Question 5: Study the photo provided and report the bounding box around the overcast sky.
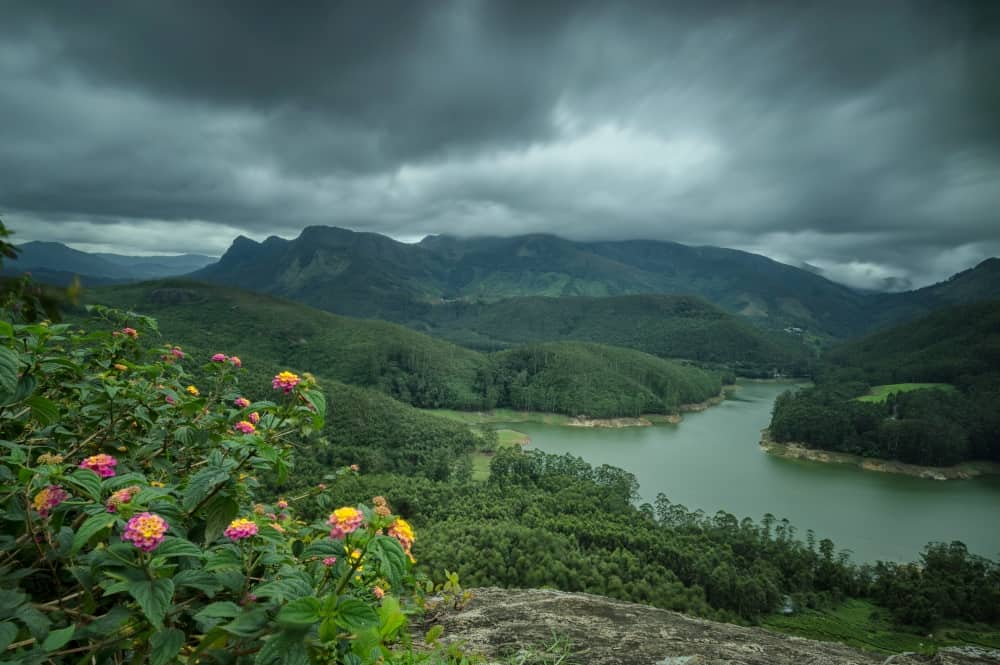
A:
[2,1,998,290]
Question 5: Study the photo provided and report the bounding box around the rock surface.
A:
[424,588,1000,665]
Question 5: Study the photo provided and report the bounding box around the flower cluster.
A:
[119,327,138,339]
[327,506,364,539]
[170,346,184,359]
[224,518,259,541]
[106,485,141,513]
[186,385,200,396]
[211,353,227,362]
[122,512,168,552]
[32,485,68,517]
[372,495,392,517]
[233,420,256,435]
[79,454,117,478]
[389,518,416,562]
[36,453,64,465]
[249,411,260,425]
[233,396,250,408]
[212,353,242,367]
[272,371,301,394]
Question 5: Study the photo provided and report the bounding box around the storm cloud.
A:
[2,0,998,288]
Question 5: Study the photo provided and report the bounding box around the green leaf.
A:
[17,606,49,641]
[255,631,310,665]
[129,578,174,630]
[65,469,103,503]
[0,622,17,652]
[424,624,444,645]
[369,536,406,590]
[193,602,241,622]
[202,495,238,544]
[0,321,12,338]
[252,571,313,603]
[41,625,74,651]
[174,570,222,596]
[300,539,343,559]
[377,596,406,639]
[220,608,268,637]
[0,347,19,403]
[334,598,377,632]
[151,536,202,560]
[182,468,229,512]
[71,513,116,554]
[26,396,59,427]
[150,628,185,665]
[276,597,321,628]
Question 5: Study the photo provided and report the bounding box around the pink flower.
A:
[106,485,142,513]
[224,518,259,541]
[211,353,228,362]
[165,395,176,405]
[323,556,337,566]
[248,411,260,425]
[372,586,385,599]
[229,356,242,368]
[233,420,256,435]
[349,464,360,473]
[170,346,185,359]
[272,371,301,394]
[122,512,168,552]
[233,397,250,408]
[32,485,68,517]
[121,327,138,339]
[327,507,365,539]
[79,454,117,478]
[240,593,257,606]
[276,499,288,510]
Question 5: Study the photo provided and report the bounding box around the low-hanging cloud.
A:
[1,0,998,288]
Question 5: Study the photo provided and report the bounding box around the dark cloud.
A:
[1,0,998,288]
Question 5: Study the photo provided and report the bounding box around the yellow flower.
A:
[113,363,128,371]
[150,481,166,488]
[186,385,199,396]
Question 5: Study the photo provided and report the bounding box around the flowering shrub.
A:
[0,305,423,664]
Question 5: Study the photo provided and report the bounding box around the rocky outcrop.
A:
[423,588,1000,665]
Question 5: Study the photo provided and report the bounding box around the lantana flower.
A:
[327,506,364,539]
[79,453,117,478]
[234,396,250,408]
[248,411,260,425]
[229,356,242,368]
[224,518,259,541]
[186,385,200,396]
[389,517,416,561]
[234,420,256,435]
[106,485,141,513]
[33,485,68,517]
[272,371,301,394]
[211,353,227,362]
[120,327,138,338]
[122,512,168,552]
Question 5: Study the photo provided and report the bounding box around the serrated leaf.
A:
[0,622,17,652]
[0,347,19,403]
[71,513,116,554]
[151,536,202,560]
[424,624,444,645]
[174,570,221,596]
[255,631,310,665]
[369,536,406,590]
[220,608,268,637]
[129,578,174,630]
[202,495,238,544]
[276,597,321,628]
[334,598,377,632]
[65,469,102,502]
[26,396,59,427]
[182,468,229,512]
[41,625,74,651]
[194,602,241,622]
[300,539,343,559]
[150,628,185,665]
[252,572,313,604]
[17,605,49,641]
[377,596,406,639]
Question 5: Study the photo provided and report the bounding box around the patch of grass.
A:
[763,599,1000,654]
[854,383,955,403]
[427,408,573,427]
[470,428,529,482]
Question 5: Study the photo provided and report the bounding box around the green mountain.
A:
[192,226,871,336]
[84,280,721,417]
[192,226,1000,339]
[5,241,215,284]
[409,293,813,376]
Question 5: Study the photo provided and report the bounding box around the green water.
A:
[517,381,1000,563]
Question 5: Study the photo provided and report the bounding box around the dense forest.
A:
[769,301,1000,466]
[82,281,722,418]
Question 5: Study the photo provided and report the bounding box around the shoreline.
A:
[759,428,1000,480]
[427,386,736,430]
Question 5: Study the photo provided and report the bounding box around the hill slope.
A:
[85,280,721,417]
[7,241,215,284]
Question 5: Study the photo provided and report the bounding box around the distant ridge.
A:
[192,226,1000,338]
[5,241,216,284]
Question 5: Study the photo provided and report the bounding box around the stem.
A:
[186,449,254,516]
[334,534,373,596]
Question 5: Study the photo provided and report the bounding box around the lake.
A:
[518,381,1000,563]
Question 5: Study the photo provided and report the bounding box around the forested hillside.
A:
[769,301,1000,466]
[410,294,813,375]
[84,280,721,418]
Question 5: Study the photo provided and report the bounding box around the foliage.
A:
[84,282,723,418]
[0,303,429,663]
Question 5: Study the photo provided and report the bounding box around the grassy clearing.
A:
[428,408,574,426]
[854,383,955,403]
[763,599,1000,654]
[470,428,530,482]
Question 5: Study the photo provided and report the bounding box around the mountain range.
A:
[12,228,1000,340]
[6,241,215,284]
